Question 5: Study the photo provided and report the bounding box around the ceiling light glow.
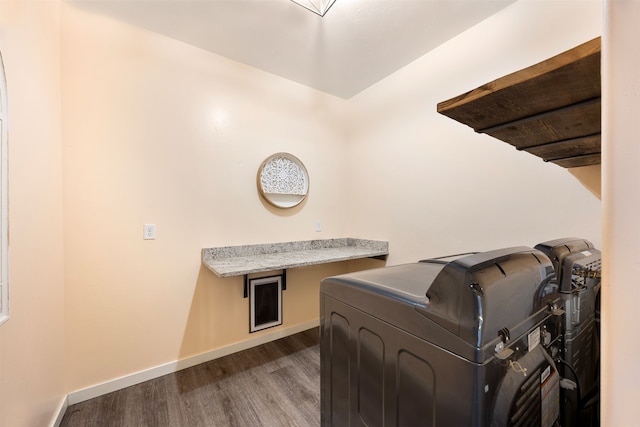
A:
[290,0,337,17]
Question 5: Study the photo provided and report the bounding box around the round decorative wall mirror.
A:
[257,152,309,208]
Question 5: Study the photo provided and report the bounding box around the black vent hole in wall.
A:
[250,275,283,333]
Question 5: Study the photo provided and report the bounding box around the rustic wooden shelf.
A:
[437,37,601,168]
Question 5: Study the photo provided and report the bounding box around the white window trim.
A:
[0,49,8,325]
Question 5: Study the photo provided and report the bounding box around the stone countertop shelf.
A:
[202,238,388,278]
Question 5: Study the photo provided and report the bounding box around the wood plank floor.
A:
[60,328,320,427]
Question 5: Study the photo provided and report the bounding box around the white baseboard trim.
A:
[51,395,68,427]
[67,319,320,406]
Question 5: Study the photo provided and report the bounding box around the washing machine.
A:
[320,246,563,426]
[535,238,601,426]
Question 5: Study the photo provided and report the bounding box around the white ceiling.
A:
[67,0,517,99]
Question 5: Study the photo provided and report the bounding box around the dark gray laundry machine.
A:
[320,246,564,427]
[535,238,601,426]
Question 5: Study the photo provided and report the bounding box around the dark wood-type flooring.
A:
[60,328,320,427]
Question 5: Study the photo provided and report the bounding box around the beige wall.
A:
[0,0,66,425]
[0,0,609,425]
[348,0,602,263]
[60,4,355,394]
[602,0,640,423]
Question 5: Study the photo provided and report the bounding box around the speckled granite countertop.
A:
[202,238,388,277]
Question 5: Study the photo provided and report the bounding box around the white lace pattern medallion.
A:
[257,153,309,208]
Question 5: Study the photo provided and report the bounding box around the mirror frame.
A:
[257,152,309,209]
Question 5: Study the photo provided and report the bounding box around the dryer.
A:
[320,247,564,426]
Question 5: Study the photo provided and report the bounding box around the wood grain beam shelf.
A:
[437,37,601,168]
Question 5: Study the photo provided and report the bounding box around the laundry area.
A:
[321,238,601,426]
[4,0,639,425]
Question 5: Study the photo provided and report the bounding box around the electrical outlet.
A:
[143,224,156,240]
[315,221,322,232]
